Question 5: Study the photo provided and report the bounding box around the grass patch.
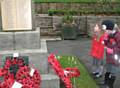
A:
[56,55,99,88]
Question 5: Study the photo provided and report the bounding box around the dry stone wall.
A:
[35,15,120,36]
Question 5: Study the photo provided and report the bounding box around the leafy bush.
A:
[48,9,120,16]
[34,0,120,3]
[62,15,73,24]
[48,9,67,16]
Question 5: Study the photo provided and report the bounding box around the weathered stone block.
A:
[14,30,40,50]
[36,16,53,27]
[0,32,14,51]
[41,74,60,88]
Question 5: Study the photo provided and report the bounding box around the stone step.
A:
[41,36,62,41]
[41,74,60,88]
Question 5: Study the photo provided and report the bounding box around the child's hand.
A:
[106,47,113,54]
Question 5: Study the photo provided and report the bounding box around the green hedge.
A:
[48,9,120,16]
[33,0,120,3]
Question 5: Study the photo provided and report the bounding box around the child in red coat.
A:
[90,24,105,78]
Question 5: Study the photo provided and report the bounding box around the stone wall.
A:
[35,15,53,35]
[87,16,120,36]
[35,15,120,36]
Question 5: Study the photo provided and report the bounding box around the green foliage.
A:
[97,0,119,3]
[56,55,99,88]
[35,0,120,15]
[62,15,73,24]
[48,9,67,16]
[33,0,120,3]
[48,9,120,16]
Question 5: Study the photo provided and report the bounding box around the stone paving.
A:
[47,37,120,88]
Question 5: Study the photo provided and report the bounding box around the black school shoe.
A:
[99,72,110,85]
[92,72,99,75]
[107,75,116,88]
[95,73,102,78]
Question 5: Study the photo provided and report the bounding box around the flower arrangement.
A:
[0,56,41,88]
[48,53,80,88]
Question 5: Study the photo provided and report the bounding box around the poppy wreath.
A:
[2,56,25,79]
[48,54,63,75]
[0,56,24,87]
[0,57,24,79]
[3,56,25,69]
[0,77,14,88]
[0,66,41,88]
[0,68,14,88]
[64,67,80,78]
[16,66,41,88]
[48,54,80,88]
[0,56,41,88]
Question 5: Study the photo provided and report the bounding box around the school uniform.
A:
[102,20,120,88]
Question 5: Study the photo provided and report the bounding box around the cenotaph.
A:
[0,0,59,88]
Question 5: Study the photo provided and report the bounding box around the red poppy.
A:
[48,54,80,88]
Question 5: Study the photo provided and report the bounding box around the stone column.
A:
[0,3,2,31]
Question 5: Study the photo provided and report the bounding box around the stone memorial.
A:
[1,0,32,31]
[0,0,60,88]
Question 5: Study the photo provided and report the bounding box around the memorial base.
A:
[0,29,60,88]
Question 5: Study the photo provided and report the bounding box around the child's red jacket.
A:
[90,34,105,60]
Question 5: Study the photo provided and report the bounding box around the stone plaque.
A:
[1,0,32,31]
